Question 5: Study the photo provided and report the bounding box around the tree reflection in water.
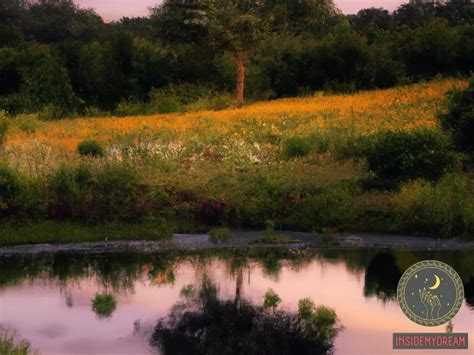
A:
[464,277,474,309]
[364,252,402,302]
[0,249,473,313]
[150,278,339,355]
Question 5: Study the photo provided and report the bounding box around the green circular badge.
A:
[397,260,464,327]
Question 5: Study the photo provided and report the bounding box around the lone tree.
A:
[152,0,265,107]
[206,1,264,107]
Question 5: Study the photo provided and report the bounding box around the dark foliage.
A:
[77,140,104,157]
[441,79,474,158]
[0,0,472,115]
[150,281,336,355]
[364,129,456,182]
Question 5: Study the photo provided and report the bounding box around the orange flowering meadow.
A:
[2,79,467,178]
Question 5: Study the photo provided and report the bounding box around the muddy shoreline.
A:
[0,230,473,256]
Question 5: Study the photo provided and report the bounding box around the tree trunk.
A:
[234,267,243,309]
[234,52,245,107]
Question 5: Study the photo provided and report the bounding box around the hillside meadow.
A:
[0,78,473,243]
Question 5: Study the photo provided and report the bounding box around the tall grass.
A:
[0,326,37,355]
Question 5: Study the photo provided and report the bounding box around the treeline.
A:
[0,0,473,117]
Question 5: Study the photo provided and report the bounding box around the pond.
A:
[0,249,473,354]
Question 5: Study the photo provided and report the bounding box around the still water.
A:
[0,249,473,354]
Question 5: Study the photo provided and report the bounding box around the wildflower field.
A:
[1,78,473,242]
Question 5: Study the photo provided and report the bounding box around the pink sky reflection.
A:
[1,258,472,355]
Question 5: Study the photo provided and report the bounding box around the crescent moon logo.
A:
[429,274,441,290]
[397,260,464,326]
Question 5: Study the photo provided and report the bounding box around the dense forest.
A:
[0,0,473,117]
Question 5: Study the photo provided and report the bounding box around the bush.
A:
[149,88,182,114]
[47,165,81,219]
[0,164,21,217]
[91,293,117,318]
[364,129,456,182]
[441,79,474,158]
[148,84,232,114]
[263,288,282,311]
[392,174,474,237]
[0,325,36,355]
[47,163,143,223]
[77,140,104,158]
[14,114,42,133]
[208,227,233,244]
[115,100,148,117]
[186,93,234,111]
[92,163,142,222]
[283,135,311,158]
[151,281,338,355]
[288,184,358,232]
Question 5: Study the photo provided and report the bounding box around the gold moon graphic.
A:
[429,274,441,290]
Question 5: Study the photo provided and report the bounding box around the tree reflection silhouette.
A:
[464,277,474,309]
[364,253,402,302]
[150,279,338,355]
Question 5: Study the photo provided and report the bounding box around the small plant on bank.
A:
[265,219,275,238]
[77,140,104,158]
[208,227,233,244]
[92,293,117,318]
[249,219,301,245]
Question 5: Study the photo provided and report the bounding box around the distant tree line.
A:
[0,0,473,116]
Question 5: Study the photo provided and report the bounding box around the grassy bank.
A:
[1,79,473,243]
[0,221,176,246]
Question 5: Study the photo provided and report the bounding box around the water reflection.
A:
[0,249,473,354]
[150,278,339,355]
[364,253,401,302]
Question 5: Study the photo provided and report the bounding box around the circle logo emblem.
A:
[397,260,464,326]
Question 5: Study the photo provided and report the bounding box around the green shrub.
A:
[186,93,234,112]
[263,288,281,311]
[283,135,311,158]
[13,177,47,220]
[149,84,232,114]
[91,293,117,318]
[364,129,456,182]
[77,140,104,158]
[0,163,21,217]
[84,106,110,117]
[149,88,182,113]
[47,163,144,223]
[92,163,142,222]
[0,326,36,355]
[441,79,474,158]
[392,174,474,237]
[47,165,81,219]
[297,298,338,343]
[288,184,358,232]
[115,100,148,117]
[208,227,233,244]
[265,219,275,238]
[14,114,42,133]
